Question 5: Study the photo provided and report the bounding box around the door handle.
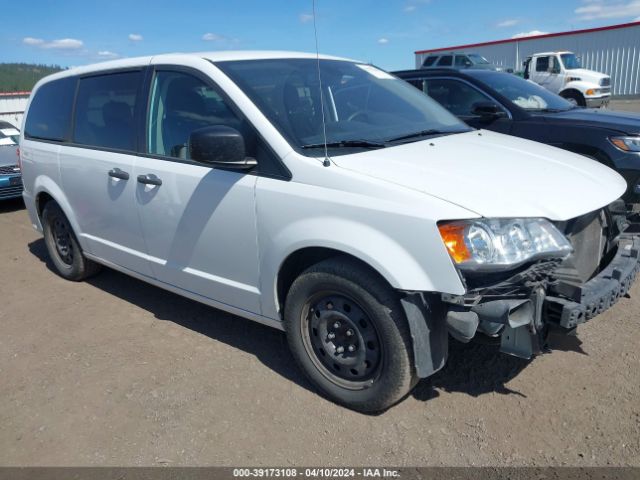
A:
[108,168,129,180]
[137,174,162,186]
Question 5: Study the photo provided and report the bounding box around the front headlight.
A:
[610,136,640,153]
[438,218,573,271]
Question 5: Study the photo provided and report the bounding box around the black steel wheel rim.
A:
[301,291,383,390]
[52,216,74,265]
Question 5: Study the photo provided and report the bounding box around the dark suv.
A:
[421,53,502,71]
[394,68,640,203]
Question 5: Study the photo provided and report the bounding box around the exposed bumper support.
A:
[439,236,640,360]
[403,236,640,375]
[545,237,640,329]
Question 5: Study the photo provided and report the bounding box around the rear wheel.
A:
[284,258,417,412]
[42,202,101,281]
[561,90,585,107]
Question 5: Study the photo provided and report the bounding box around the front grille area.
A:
[554,210,608,284]
[600,77,611,87]
[0,164,20,175]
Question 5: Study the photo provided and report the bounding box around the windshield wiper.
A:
[385,129,465,143]
[300,139,387,150]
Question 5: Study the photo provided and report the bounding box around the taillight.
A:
[16,147,21,171]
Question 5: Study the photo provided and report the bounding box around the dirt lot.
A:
[1,101,640,467]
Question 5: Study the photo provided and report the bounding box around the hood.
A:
[332,130,626,221]
[565,68,608,84]
[541,107,640,134]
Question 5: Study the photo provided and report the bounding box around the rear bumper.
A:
[0,174,22,200]
[545,236,640,329]
[22,190,42,232]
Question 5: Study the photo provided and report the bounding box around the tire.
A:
[561,90,585,107]
[284,257,417,412]
[42,202,101,281]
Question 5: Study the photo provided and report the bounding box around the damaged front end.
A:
[441,202,640,359]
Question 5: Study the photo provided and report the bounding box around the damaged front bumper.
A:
[441,236,640,360]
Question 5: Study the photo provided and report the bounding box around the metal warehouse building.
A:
[0,91,30,128]
[414,21,640,97]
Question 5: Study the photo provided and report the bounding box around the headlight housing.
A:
[438,218,573,271]
[610,136,640,153]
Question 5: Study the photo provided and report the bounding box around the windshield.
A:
[467,71,574,111]
[216,58,470,155]
[560,53,582,70]
[468,54,490,65]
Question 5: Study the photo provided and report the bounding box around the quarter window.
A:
[423,78,496,117]
[73,71,141,151]
[25,77,76,142]
[147,71,249,159]
[422,56,438,67]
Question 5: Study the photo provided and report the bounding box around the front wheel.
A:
[561,90,586,107]
[284,258,417,412]
[42,202,102,281]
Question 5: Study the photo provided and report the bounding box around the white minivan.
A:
[20,52,639,411]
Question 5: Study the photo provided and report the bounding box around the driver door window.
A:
[454,56,471,67]
[536,57,550,72]
[147,71,247,159]
[423,78,495,117]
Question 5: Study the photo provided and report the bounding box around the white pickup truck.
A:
[523,51,611,108]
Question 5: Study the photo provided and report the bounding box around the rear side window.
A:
[25,77,76,141]
[422,56,438,67]
[437,56,453,67]
[536,56,550,72]
[73,71,141,151]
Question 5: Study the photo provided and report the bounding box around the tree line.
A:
[0,63,65,93]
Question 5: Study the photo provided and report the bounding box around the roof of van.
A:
[35,51,357,86]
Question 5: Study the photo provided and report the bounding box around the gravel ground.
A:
[1,101,640,467]
[0,198,639,467]
[609,98,640,112]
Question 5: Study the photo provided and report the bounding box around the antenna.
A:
[312,0,331,167]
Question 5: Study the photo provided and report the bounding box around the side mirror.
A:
[189,125,257,170]
[471,101,507,119]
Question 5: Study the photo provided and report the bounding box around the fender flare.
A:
[260,216,466,320]
[32,176,89,252]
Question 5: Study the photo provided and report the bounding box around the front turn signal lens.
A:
[585,89,596,96]
[611,136,640,152]
[438,223,471,263]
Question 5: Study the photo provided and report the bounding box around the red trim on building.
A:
[415,21,640,55]
[0,91,31,97]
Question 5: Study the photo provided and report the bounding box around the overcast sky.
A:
[2,0,640,71]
